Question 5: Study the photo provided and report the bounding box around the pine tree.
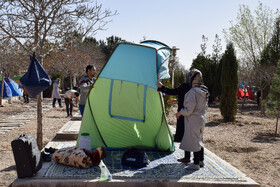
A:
[264,60,280,135]
[220,43,238,122]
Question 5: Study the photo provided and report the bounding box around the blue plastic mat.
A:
[44,147,240,181]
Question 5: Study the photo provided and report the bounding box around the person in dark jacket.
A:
[157,68,203,164]
[156,81,191,142]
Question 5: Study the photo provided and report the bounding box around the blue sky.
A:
[94,0,280,69]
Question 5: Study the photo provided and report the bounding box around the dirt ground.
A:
[0,98,279,187]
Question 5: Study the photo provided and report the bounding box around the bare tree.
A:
[0,0,117,149]
[212,34,222,63]
[169,47,180,88]
[200,35,208,57]
[0,38,11,106]
[45,45,91,89]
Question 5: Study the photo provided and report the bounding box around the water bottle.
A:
[79,133,91,150]
[99,160,112,181]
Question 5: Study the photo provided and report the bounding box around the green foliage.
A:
[219,43,238,122]
[173,64,186,88]
[161,79,176,115]
[191,54,219,103]
[260,18,280,66]
[191,34,223,103]
[99,36,126,61]
[223,2,278,65]
[83,37,100,47]
[82,35,126,61]
[259,17,280,102]
[264,60,280,116]
[212,59,222,100]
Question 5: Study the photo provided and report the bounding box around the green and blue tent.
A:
[77,40,175,151]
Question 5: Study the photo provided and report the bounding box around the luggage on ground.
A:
[11,134,42,178]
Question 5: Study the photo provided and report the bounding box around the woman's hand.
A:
[167,99,177,104]
[156,81,163,88]
[176,112,181,119]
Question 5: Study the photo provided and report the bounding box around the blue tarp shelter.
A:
[4,77,23,96]
[0,79,12,98]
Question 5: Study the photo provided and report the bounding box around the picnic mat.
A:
[43,147,240,181]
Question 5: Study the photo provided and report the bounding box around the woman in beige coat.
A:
[176,69,209,170]
[51,78,62,107]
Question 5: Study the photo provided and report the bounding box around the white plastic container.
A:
[79,133,91,150]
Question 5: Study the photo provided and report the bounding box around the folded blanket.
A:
[52,146,92,168]
[52,146,106,168]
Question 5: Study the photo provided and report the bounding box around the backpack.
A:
[121,148,149,168]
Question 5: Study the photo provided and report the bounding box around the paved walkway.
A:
[0,97,52,134]
[12,114,259,187]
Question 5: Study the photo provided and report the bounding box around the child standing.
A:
[176,69,209,170]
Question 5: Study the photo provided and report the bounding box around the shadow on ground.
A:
[252,131,279,143]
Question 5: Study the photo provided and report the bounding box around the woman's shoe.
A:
[177,158,190,163]
[185,163,200,170]
[199,161,205,168]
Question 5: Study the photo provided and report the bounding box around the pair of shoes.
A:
[41,151,51,162]
[177,158,190,164]
[185,163,200,170]
[68,115,72,117]
[45,147,57,154]
[199,161,204,168]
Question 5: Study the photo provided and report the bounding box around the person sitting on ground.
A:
[64,89,80,117]
[176,69,209,170]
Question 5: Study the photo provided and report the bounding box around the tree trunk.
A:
[73,75,77,88]
[37,93,43,150]
[242,89,247,108]
[70,74,73,90]
[0,73,4,106]
[276,107,279,137]
[260,89,264,114]
[171,67,175,88]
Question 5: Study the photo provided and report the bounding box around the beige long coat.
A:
[179,87,208,152]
